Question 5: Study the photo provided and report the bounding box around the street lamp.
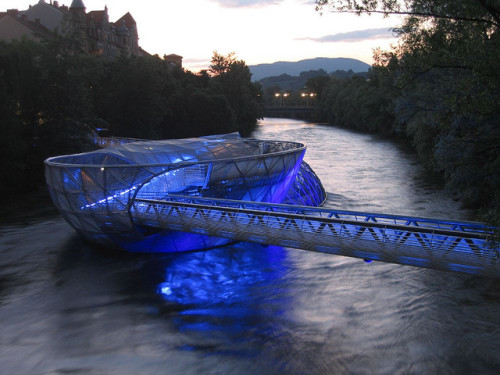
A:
[282,92,289,107]
[274,92,281,106]
[275,92,289,106]
[301,92,316,107]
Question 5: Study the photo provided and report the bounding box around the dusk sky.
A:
[3,0,403,71]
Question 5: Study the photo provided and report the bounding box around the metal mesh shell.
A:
[45,133,326,252]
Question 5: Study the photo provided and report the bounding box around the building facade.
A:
[0,0,181,64]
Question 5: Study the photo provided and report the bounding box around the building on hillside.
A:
[0,0,182,65]
[164,54,183,68]
[0,8,55,42]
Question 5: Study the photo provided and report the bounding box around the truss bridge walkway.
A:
[130,195,499,278]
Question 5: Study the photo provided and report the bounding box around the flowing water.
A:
[1,118,499,374]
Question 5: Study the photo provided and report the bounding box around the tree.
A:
[95,54,174,139]
[315,0,500,28]
[209,52,264,136]
[209,51,239,76]
[187,89,236,135]
[316,0,500,217]
[0,39,99,195]
[0,66,27,195]
[0,43,265,197]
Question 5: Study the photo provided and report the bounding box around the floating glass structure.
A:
[45,133,326,252]
[45,133,499,277]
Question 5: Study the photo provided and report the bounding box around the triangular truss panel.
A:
[45,134,499,278]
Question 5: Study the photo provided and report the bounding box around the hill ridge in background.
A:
[249,57,371,81]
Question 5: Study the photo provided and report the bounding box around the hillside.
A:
[257,69,368,91]
[249,57,370,81]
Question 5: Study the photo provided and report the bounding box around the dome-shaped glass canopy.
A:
[45,133,326,252]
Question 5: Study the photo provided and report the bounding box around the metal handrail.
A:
[129,195,499,278]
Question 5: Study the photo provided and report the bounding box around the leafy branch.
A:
[315,0,500,28]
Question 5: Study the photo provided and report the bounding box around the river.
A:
[1,118,499,374]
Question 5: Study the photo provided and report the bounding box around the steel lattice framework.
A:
[45,134,326,252]
[131,195,499,278]
[45,134,499,278]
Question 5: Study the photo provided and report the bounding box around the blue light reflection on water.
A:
[157,245,287,305]
[153,242,292,351]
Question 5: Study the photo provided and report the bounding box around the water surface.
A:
[1,118,499,374]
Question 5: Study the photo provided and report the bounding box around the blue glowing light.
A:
[45,134,499,278]
[82,185,138,209]
[45,134,325,253]
[155,243,289,306]
[158,284,172,295]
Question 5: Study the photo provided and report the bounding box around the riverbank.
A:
[0,187,58,226]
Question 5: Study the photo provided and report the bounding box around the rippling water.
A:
[1,118,499,374]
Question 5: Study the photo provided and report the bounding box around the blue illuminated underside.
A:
[44,134,500,278]
[45,134,326,253]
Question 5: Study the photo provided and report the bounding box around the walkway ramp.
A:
[130,195,499,278]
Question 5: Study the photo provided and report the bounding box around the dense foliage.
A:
[313,0,500,220]
[258,69,368,91]
[0,42,263,197]
[259,69,368,110]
